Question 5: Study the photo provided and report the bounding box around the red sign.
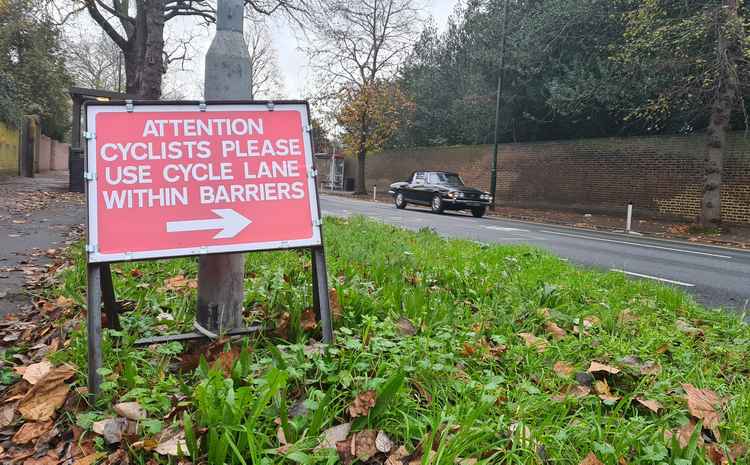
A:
[85,102,321,263]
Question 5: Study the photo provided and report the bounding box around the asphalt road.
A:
[320,195,750,312]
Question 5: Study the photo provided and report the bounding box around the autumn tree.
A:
[308,0,419,194]
[614,0,748,226]
[76,0,318,98]
[336,80,414,178]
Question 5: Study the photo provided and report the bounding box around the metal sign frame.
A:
[82,99,334,397]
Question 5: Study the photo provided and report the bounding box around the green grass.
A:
[48,216,750,464]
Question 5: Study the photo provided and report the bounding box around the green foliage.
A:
[0,0,72,139]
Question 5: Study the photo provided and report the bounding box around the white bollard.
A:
[626,202,633,233]
[373,186,377,201]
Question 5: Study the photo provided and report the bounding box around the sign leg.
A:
[87,263,103,398]
[310,248,320,320]
[100,263,120,330]
[311,247,333,343]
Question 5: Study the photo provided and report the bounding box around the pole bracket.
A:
[266,102,275,111]
[85,244,97,253]
[83,131,95,140]
[199,100,207,112]
[84,171,96,181]
[125,100,134,112]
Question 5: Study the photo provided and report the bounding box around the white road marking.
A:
[485,226,529,232]
[610,269,695,287]
[540,230,732,259]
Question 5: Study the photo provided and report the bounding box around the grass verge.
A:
[6,216,750,464]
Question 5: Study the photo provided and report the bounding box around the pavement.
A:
[320,194,750,312]
[0,172,84,315]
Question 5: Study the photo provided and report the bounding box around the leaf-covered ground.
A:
[1,216,749,465]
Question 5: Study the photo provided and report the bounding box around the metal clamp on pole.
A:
[125,100,134,112]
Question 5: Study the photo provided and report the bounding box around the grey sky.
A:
[166,0,460,99]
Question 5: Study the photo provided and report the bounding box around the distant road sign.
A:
[85,101,322,263]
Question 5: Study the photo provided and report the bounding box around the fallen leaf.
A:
[409,450,437,465]
[579,452,605,465]
[553,361,575,378]
[594,379,620,402]
[376,431,394,453]
[113,402,147,421]
[163,275,197,292]
[274,312,291,339]
[12,419,53,444]
[552,384,591,402]
[635,397,662,413]
[456,459,478,465]
[544,321,566,340]
[25,358,60,380]
[73,453,104,465]
[705,444,726,465]
[352,430,378,461]
[665,420,703,449]
[316,423,351,451]
[23,453,59,465]
[518,332,548,352]
[729,443,748,462]
[18,364,76,421]
[93,417,130,444]
[72,453,103,465]
[301,308,318,331]
[396,317,417,336]
[349,390,377,418]
[155,428,187,456]
[618,309,639,324]
[587,361,620,375]
[676,319,703,337]
[683,384,722,439]
[639,361,662,376]
[385,446,409,465]
[329,288,343,321]
[0,401,17,428]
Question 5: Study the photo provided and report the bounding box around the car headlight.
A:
[480,194,492,200]
[456,192,465,198]
[447,192,457,198]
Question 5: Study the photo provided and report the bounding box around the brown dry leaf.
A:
[537,308,552,319]
[352,430,378,461]
[93,418,129,444]
[544,321,567,340]
[73,453,104,465]
[23,453,59,465]
[217,346,242,376]
[665,420,703,449]
[676,319,703,337]
[461,341,477,357]
[396,317,417,336]
[587,361,621,375]
[329,288,343,321]
[154,428,187,456]
[18,364,76,421]
[593,380,611,396]
[518,333,548,352]
[274,312,291,339]
[639,361,662,376]
[12,420,53,444]
[552,384,591,402]
[705,444,727,465]
[385,446,409,465]
[635,397,662,413]
[409,450,437,465]
[163,275,197,291]
[618,309,639,324]
[349,390,377,418]
[129,269,143,278]
[729,443,749,463]
[0,401,17,428]
[579,452,605,465]
[553,361,575,378]
[113,402,147,421]
[375,431,394,453]
[683,384,722,439]
[315,423,351,451]
[18,360,53,385]
[456,459,478,465]
[301,308,318,331]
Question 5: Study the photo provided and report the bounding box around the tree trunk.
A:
[700,0,741,227]
[138,0,165,99]
[355,146,367,194]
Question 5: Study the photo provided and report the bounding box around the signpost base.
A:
[86,263,103,399]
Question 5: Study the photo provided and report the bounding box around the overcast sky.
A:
[165,0,460,99]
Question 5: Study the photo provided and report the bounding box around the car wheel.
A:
[431,194,444,213]
[395,192,407,209]
[471,206,486,218]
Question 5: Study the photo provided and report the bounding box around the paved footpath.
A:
[0,172,84,316]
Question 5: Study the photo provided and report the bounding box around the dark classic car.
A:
[389,171,492,217]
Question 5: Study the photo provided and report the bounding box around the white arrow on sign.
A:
[166,209,252,239]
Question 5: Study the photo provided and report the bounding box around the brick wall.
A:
[362,132,750,224]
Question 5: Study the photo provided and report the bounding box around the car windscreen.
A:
[434,173,464,186]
